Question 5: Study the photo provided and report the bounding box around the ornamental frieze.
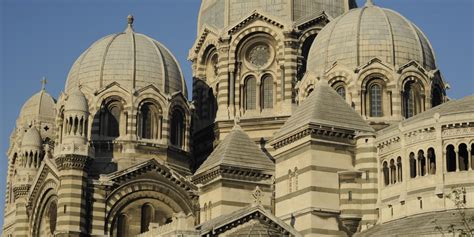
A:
[442,126,474,138]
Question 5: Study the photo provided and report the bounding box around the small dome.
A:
[65,16,187,97]
[307,2,436,76]
[21,127,42,148]
[19,89,56,125]
[198,0,357,34]
[65,87,89,113]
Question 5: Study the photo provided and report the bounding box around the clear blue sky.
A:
[0,0,473,227]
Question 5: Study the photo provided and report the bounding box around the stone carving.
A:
[248,44,270,68]
[442,126,474,137]
[252,186,263,206]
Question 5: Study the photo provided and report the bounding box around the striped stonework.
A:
[355,133,378,229]
[14,200,29,237]
[55,155,90,236]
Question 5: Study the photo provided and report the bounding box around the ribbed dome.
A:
[307,2,436,76]
[65,87,89,113]
[21,127,42,148]
[65,16,187,97]
[198,0,356,33]
[19,89,56,124]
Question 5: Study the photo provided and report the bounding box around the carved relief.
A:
[442,126,474,137]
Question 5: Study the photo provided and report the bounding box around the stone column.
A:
[455,148,459,171]
[468,147,472,171]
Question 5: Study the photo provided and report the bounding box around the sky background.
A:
[0,0,473,228]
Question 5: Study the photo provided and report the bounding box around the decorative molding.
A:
[55,155,90,171]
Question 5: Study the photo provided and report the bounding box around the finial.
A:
[365,0,374,6]
[234,116,241,128]
[125,14,134,32]
[41,77,47,91]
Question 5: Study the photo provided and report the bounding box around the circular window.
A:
[246,43,272,69]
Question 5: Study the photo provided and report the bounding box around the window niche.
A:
[402,78,424,118]
[100,99,123,138]
[170,108,185,148]
[138,102,162,140]
[364,78,385,118]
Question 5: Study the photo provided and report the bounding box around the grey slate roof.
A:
[381,95,474,133]
[195,125,274,176]
[274,81,373,140]
[356,209,474,237]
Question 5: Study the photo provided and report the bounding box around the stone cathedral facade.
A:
[3,0,474,236]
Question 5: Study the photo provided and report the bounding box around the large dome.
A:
[197,0,357,33]
[307,1,436,76]
[65,16,187,96]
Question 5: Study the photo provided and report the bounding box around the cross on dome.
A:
[41,77,47,91]
[366,0,374,6]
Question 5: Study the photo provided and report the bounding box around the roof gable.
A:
[198,205,301,237]
[227,10,285,35]
[195,125,274,176]
[274,81,373,140]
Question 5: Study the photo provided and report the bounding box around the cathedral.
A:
[3,0,474,236]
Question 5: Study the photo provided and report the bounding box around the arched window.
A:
[418,150,426,176]
[116,214,128,237]
[369,84,383,117]
[245,76,256,110]
[138,102,162,140]
[100,100,122,138]
[431,86,443,107]
[336,86,346,100]
[397,157,402,182]
[427,148,436,174]
[261,75,273,109]
[383,161,389,186]
[459,143,469,171]
[48,200,58,234]
[298,34,316,80]
[446,145,456,172]
[141,203,155,233]
[170,108,185,148]
[208,89,217,121]
[390,160,396,184]
[403,80,423,118]
[409,152,417,178]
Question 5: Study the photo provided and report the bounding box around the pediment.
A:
[190,24,220,57]
[98,159,197,195]
[94,81,129,96]
[355,57,394,73]
[227,10,286,35]
[296,11,331,31]
[397,60,429,75]
[199,205,301,236]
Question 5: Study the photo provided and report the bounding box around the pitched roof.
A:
[381,94,474,133]
[356,209,474,237]
[198,205,302,237]
[274,81,373,140]
[195,125,274,176]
